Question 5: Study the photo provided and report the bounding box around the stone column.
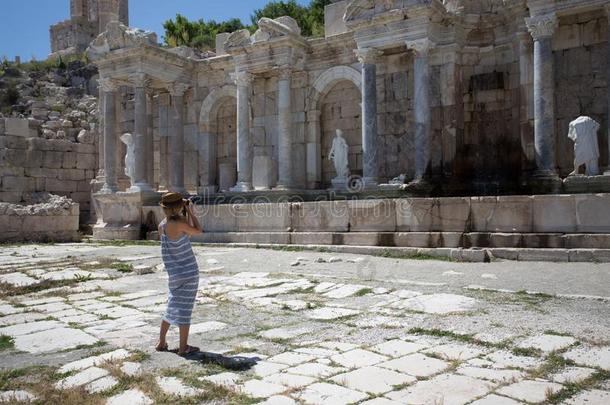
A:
[276,66,294,189]
[168,83,189,194]
[158,93,170,191]
[99,78,118,193]
[96,84,105,179]
[356,48,382,188]
[606,5,610,174]
[128,73,152,192]
[526,13,558,175]
[231,71,253,192]
[407,39,433,181]
[306,110,322,189]
[146,91,155,187]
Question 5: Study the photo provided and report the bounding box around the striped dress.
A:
[160,218,200,326]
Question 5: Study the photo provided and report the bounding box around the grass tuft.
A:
[0,335,14,351]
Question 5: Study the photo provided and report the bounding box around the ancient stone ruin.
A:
[3,0,610,249]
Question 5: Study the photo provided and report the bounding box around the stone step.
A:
[189,231,610,250]
[193,242,610,263]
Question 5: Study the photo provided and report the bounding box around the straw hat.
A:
[160,192,184,208]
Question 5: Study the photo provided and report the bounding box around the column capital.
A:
[406,39,434,57]
[128,72,151,88]
[167,82,190,97]
[277,65,292,80]
[98,77,119,92]
[526,13,558,40]
[355,48,382,64]
[232,70,253,87]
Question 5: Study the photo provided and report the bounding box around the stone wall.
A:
[0,118,97,222]
[554,11,609,176]
[0,193,80,242]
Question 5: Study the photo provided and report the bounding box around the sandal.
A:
[156,343,169,352]
[178,345,199,356]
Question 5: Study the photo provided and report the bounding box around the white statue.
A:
[568,116,600,176]
[328,129,350,179]
[120,133,136,182]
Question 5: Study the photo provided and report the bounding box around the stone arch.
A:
[306,66,362,112]
[199,85,237,132]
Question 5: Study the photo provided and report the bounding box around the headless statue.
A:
[568,116,600,176]
[120,133,136,183]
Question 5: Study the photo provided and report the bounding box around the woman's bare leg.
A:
[157,320,170,350]
[178,324,190,354]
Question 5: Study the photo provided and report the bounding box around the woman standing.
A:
[156,192,203,356]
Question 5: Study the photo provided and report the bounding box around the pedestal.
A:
[92,190,160,240]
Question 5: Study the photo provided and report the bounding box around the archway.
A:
[306,66,362,189]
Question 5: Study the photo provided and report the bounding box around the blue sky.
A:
[0,0,310,61]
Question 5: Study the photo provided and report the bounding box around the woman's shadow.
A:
[171,349,259,371]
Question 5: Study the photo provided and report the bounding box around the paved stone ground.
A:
[1,242,609,404]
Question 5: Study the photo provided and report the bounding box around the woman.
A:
[156,192,203,356]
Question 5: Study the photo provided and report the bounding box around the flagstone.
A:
[0,320,63,337]
[92,306,143,318]
[56,366,109,389]
[240,380,286,398]
[391,290,423,299]
[289,363,346,378]
[66,292,105,301]
[256,396,297,405]
[330,366,416,395]
[29,302,73,314]
[267,352,317,366]
[306,307,360,320]
[371,339,429,357]
[317,341,359,352]
[155,376,202,397]
[456,366,525,383]
[379,353,449,377]
[59,349,131,372]
[0,390,36,402]
[549,367,596,384]
[264,373,316,388]
[106,389,153,405]
[314,282,338,293]
[424,343,489,360]
[0,312,48,326]
[189,321,227,334]
[469,394,523,405]
[0,272,38,287]
[120,362,142,377]
[261,327,309,340]
[323,284,369,299]
[497,380,563,403]
[331,349,388,368]
[398,294,478,314]
[14,327,99,353]
[563,346,610,370]
[86,375,119,394]
[295,382,368,405]
[59,313,100,324]
[517,334,577,353]
[252,361,290,378]
[485,350,543,370]
[385,374,495,405]
[200,372,242,387]
[563,389,610,405]
[294,347,338,357]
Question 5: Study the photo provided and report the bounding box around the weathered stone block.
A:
[339,232,381,246]
[394,232,438,248]
[236,203,292,232]
[532,195,576,233]
[76,153,96,170]
[1,176,27,191]
[5,118,36,137]
[348,200,396,232]
[436,197,470,232]
[489,233,522,248]
[44,151,64,169]
[522,233,565,248]
[564,234,610,249]
[575,194,610,233]
[292,201,349,232]
[199,204,238,233]
[291,232,334,245]
[517,249,569,262]
[396,198,434,232]
[46,178,78,193]
[471,196,533,232]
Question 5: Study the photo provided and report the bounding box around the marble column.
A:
[356,48,382,188]
[606,5,610,174]
[99,78,118,193]
[128,73,152,192]
[231,71,253,192]
[168,83,189,194]
[96,85,105,179]
[407,39,433,181]
[306,110,321,189]
[276,67,294,189]
[526,13,558,175]
[146,91,155,187]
